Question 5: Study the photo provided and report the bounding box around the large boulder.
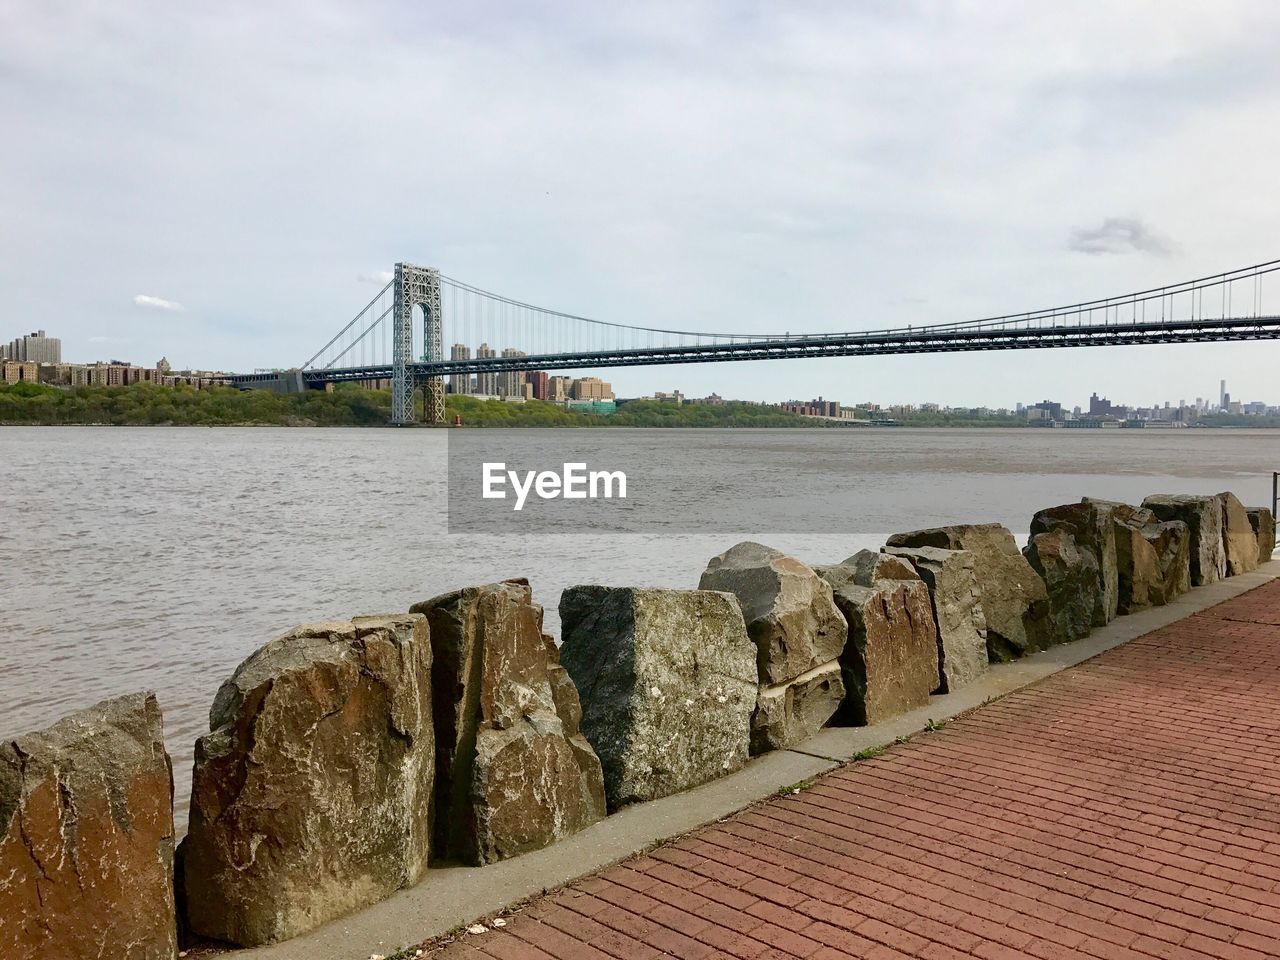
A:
[818,552,940,725]
[1086,500,1190,612]
[559,587,757,808]
[1085,499,1158,614]
[1144,521,1192,604]
[698,542,847,750]
[885,545,989,692]
[1023,527,1099,645]
[410,580,605,865]
[884,524,1050,661]
[1218,492,1259,576]
[181,615,434,947]
[1142,495,1226,585]
[1,693,177,960]
[1032,502,1117,626]
[698,541,846,684]
[1248,507,1276,564]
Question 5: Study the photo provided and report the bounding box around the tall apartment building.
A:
[4,330,61,364]
[449,343,471,395]
[546,376,571,402]
[527,370,549,400]
[569,376,614,400]
[499,348,527,398]
[474,343,497,396]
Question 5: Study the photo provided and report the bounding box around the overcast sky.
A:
[4,1,1280,407]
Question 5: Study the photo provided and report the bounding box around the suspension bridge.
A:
[226,259,1280,424]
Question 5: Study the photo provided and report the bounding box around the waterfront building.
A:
[546,376,571,402]
[3,329,61,364]
[569,376,614,400]
[527,371,549,400]
[474,343,497,396]
[498,349,527,398]
[449,344,470,395]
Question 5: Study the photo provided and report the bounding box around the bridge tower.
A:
[391,262,445,425]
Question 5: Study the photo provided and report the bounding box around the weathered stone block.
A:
[181,615,434,947]
[698,542,848,751]
[1086,500,1190,612]
[698,541,846,686]
[559,587,757,808]
[1218,491,1259,576]
[411,580,605,866]
[0,693,177,960]
[1033,501,1116,627]
[819,552,939,724]
[1024,527,1099,645]
[1144,520,1191,604]
[1142,494,1226,585]
[751,662,845,754]
[885,524,1050,661]
[1248,507,1276,564]
[885,545,989,693]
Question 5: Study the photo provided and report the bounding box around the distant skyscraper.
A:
[1220,379,1227,409]
[475,343,497,396]
[449,343,470,395]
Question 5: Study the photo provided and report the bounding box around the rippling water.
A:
[3,425,1277,827]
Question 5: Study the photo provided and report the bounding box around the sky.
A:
[3,1,1280,408]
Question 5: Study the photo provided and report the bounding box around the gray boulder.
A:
[1024,527,1099,645]
[1248,507,1276,563]
[1,693,177,960]
[885,545,989,693]
[819,552,940,724]
[559,587,757,808]
[1034,501,1117,626]
[698,541,846,684]
[885,524,1051,661]
[181,615,434,947]
[699,542,847,750]
[1142,494,1226,585]
[411,580,605,866]
[1218,492,1259,576]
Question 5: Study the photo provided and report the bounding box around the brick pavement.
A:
[425,579,1280,960]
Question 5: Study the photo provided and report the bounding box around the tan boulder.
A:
[1218,492,1259,576]
[699,541,846,684]
[181,615,434,946]
[1142,494,1226,585]
[819,552,939,724]
[1086,500,1190,611]
[885,545,989,692]
[1248,507,1276,563]
[411,580,605,866]
[1,693,177,960]
[699,542,847,750]
[884,524,1050,661]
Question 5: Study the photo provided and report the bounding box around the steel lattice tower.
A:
[391,263,444,424]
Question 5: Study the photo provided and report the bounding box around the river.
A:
[2,425,1277,827]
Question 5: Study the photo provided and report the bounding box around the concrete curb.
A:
[236,560,1280,960]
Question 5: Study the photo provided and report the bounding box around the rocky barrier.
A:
[0,491,1272,956]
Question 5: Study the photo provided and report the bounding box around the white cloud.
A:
[1068,218,1175,257]
[357,271,394,285]
[133,294,185,311]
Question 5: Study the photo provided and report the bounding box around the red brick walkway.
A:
[427,580,1280,960]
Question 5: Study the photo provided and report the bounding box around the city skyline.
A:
[4,4,1280,405]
